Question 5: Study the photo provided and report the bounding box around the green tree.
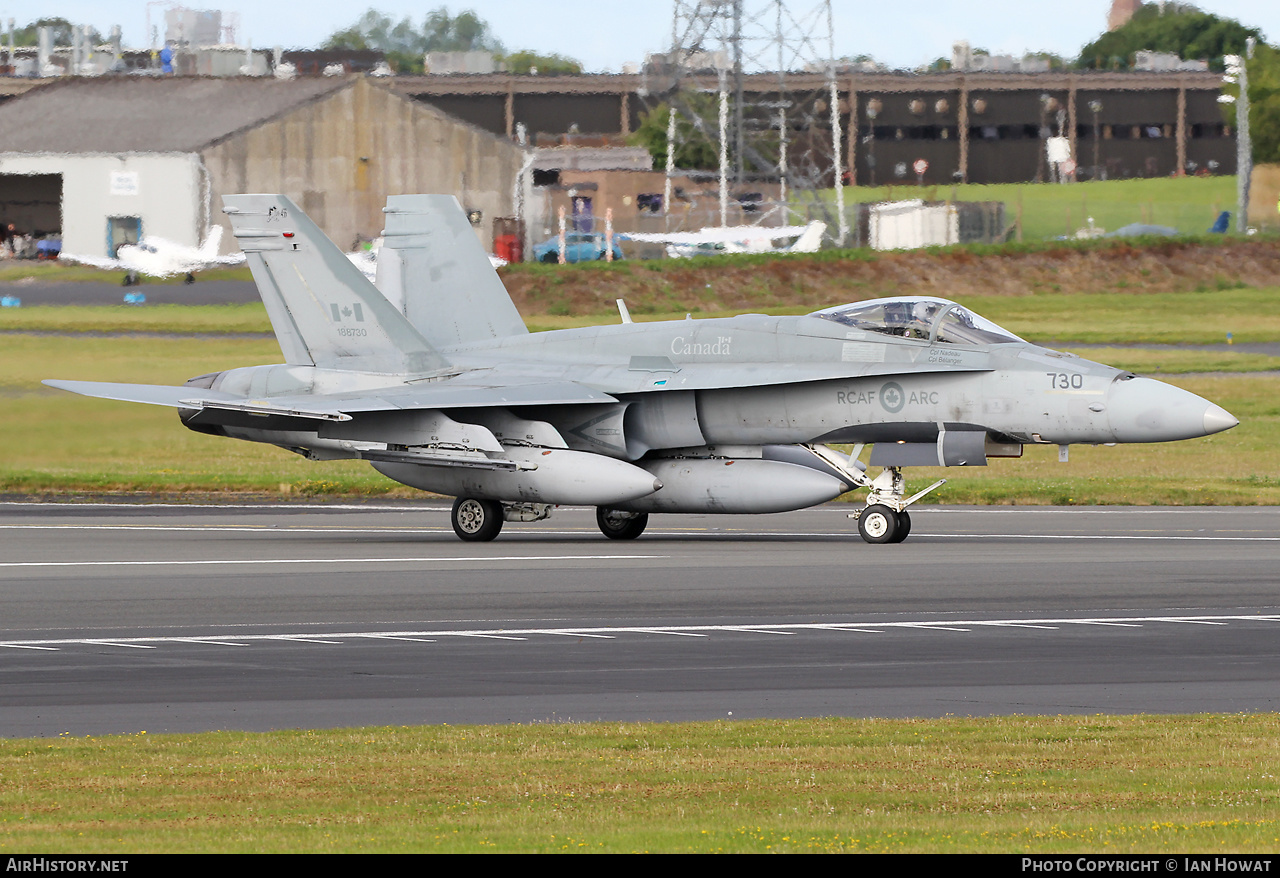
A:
[324,7,504,73]
[628,99,721,171]
[1077,3,1262,71]
[10,18,102,47]
[501,51,582,75]
[1245,43,1280,164]
[421,8,501,52]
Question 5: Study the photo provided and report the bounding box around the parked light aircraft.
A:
[624,220,826,259]
[46,195,1237,544]
[61,225,246,284]
[348,238,504,284]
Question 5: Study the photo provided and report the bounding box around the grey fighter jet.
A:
[45,194,1238,544]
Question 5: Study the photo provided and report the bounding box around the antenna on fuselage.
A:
[616,298,633,324]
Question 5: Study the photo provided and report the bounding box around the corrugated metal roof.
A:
[0,76,351,154]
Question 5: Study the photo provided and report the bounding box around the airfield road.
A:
[0,501,1277,737]
[0,280,260,306]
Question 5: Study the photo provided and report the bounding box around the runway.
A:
[0,500,1277,737]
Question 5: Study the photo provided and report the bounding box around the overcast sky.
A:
[3,1,1275,71]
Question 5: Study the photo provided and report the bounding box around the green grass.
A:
[10,285,1280,348]
[1,335,388,495]
[0,303,272,335]
[827,176,1245,241]
[6,286,1280,346]
[2,715,1277,853]
[969,288,1280,346]
[1058,347,1280,375]
[528,286,1280,347]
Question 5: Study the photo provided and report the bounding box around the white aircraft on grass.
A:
[62,225,246,285]
[624,220,826,259]
[348,238,506,284]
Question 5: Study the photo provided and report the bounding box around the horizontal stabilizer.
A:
[42,379,238,408]
[44,376,618,417]
[43,380,356,422]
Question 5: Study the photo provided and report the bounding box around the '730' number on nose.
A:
[1047,372,1083,389]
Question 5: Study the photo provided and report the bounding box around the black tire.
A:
[540,251,558,264]
[596,507,648,540]
[451,497,504,542]
[183,272,195,284]
[888,510,912,543]
[857,504,899,544]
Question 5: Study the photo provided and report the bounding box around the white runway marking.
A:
[3,614,1276,653]
[0,554,665,569]
[4,522,1280,541]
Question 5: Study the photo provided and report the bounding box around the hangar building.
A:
[0,75,525,258]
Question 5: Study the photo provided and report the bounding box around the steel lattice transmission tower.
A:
[641,0,846,243]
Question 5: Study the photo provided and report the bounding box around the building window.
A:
[637,193,663,213]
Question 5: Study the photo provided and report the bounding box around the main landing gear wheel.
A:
[596,507,648,540]
[857,504,902,544]
[451,497,503,542]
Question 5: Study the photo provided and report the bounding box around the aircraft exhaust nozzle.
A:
[372,447,661,506]
[1106,376,1239,443]
[615,458,850,514]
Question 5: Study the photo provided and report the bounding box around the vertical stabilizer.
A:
[377,195,528,347]
[788,221,827,253]
[198,224,223,259]
[222,194,448,374]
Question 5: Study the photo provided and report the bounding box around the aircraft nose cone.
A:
[1203,403,1239,436]
[1107,377,1238,443]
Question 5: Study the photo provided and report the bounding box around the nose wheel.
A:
[856,505,911,544]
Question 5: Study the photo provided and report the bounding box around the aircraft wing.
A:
[43,376,619,418]
[623,224,817,246]
[202,252,248,268]
[58,253,123,271]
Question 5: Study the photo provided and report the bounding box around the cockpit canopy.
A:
[809,296,1024,346]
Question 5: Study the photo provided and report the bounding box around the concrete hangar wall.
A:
[202,76,524,253]
[0,75,524,257]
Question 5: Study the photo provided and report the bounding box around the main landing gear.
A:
[596,507,648,540]
[450,498,556,542]
[451,497,503,542]
[847,465,945,545]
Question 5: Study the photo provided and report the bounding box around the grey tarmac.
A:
[0,501,1277,737]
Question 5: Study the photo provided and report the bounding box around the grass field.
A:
[2,715,1277,853]
[829,176,1246,241]
[10,284,1273,346]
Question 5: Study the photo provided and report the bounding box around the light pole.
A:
[1225,39,1256,233]
[865,98,881,188]
[1089,100,1103,180]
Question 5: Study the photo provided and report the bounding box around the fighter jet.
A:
[45,194,1238,544]
[61,225,246,285]
[624,220,826,259]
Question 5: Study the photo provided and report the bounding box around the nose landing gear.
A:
[848,466,944,545]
